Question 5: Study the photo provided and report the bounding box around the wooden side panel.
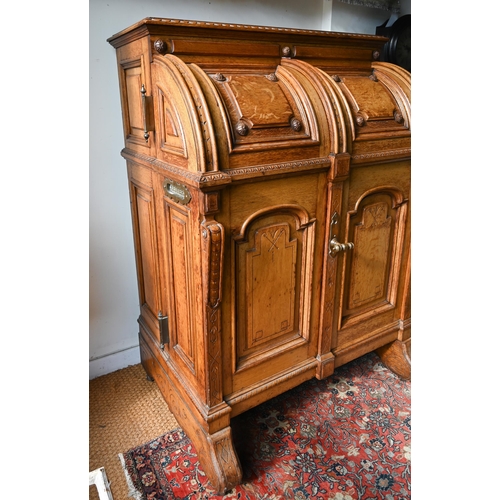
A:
[151,59,192,169]
[116,38,155,155]
[135,188,158,311]
[128,163,160,340]
[124,66,144,140]
[157,87,188,158]
[163,200,197,376]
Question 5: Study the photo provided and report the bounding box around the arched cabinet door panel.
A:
[330,163,410,366]
[219,171,329,403]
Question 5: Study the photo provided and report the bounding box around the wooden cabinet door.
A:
[330,161,410,366]
[220,173,328,405]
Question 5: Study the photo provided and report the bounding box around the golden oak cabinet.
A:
[108,18,411,493]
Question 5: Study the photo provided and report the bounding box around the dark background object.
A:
[376,14,411,72]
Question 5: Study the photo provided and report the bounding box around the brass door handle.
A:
[328,212,354,258]
[329,237,354,258]
[140,84,154,142]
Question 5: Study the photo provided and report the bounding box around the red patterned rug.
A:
[120,352,411,499]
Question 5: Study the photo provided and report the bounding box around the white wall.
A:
[89,0,410,379]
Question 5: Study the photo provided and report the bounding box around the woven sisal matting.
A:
[89,363,179,500]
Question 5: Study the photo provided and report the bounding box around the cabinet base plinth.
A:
[316,352,335,380]
[139,333,243,493]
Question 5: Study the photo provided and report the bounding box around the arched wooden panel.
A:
[152,54,219,172]
[232,206,315,373]
[340,186,407,328]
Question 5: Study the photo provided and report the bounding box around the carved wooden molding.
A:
[225,157,330,179]
[351,185,407,213]
[113,17,390,41]
[201,219,225,406]
[226,359,316,406]
[351,147,411,162]
[121,149,232,188]
[372,62,411,129]
[235,204,314,241]
[281,59,349,154]
[158,54,219,172]
[318,182,343,353]
[188,64,234,160]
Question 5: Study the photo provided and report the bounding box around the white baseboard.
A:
[89,345,141,380]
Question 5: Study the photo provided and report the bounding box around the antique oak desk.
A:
[108,18,411,493]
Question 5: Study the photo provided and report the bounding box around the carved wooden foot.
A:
[192,425,242,494]
[376,339,411,380]
[139,330,243,494]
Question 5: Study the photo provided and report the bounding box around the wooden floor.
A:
[89,363,179,500]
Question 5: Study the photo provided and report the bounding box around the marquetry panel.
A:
[334,75,408,136]
[340,190,407,325]
[343,77,395,119]
[211,70,318,152]
[246,222,297,347]
[347,201,392,310]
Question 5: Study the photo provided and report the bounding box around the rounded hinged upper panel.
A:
[110,18,411,178]
[209,69,319,152]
